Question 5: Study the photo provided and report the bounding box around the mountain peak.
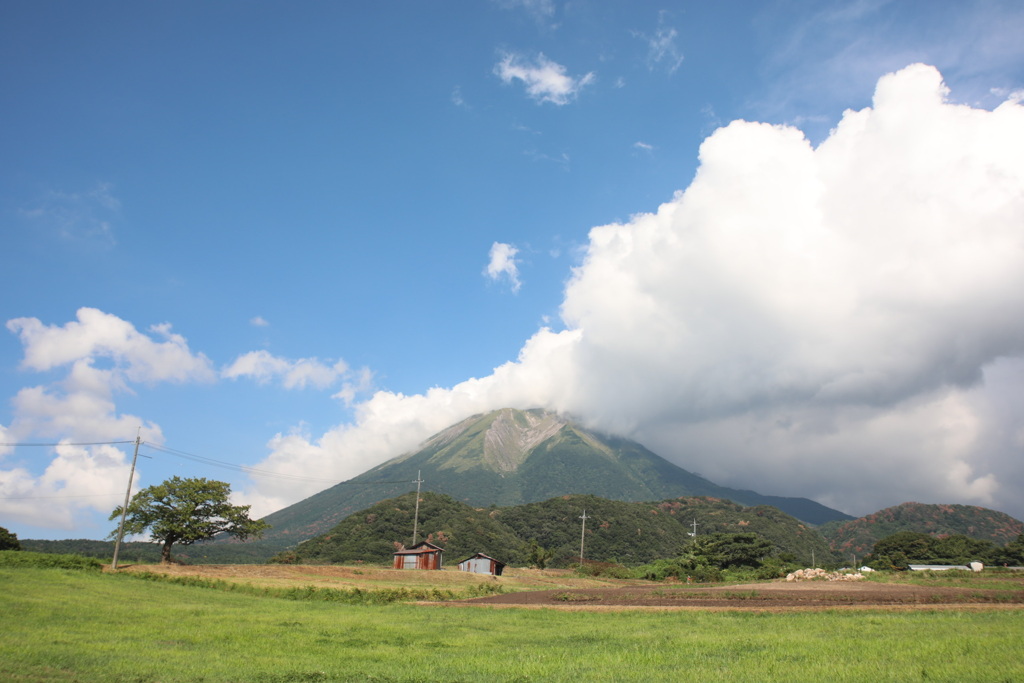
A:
[482,408,569,472]
[256,407,852,545]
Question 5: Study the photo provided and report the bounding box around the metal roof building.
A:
[907,564,970,571]
[457,553,506,576]
[393,541,444,570]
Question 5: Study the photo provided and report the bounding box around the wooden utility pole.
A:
[111,431,141,571]
[411,471,423,545]
[579,510,589,565]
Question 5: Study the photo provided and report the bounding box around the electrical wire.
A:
[0,441,135,447]
[0,440,418,501]
[141,443,416,486]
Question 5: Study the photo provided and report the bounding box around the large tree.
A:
[683,532,775,569]
[0,526,21,551]
[109,476,270,563]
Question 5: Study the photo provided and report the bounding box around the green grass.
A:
[1,567,1023,682]
[0,549,104,571]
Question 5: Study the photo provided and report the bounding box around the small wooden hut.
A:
[457,553,505,576]
[393,541,444,570]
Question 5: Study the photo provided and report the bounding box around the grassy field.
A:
[1,564,1022,682]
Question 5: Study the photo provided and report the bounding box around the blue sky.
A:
[3,1,1024,541]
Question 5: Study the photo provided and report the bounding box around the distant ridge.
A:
[820,501,1024,556]
[257,408,851,546]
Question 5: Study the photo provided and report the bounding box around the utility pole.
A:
[579,510,589,565]
[411,471,423,545]
[689,518,699,537]
[111,430,141,571]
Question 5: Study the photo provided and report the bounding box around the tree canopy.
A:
[109,476,269,563]
[0,526,21,551]
[862,531,1020,569]
[682,532,775,569]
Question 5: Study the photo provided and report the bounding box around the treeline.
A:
[821,502,1024,556]
[864,531,1024,569]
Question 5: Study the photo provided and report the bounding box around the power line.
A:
[0,440,135,447]
[142,443,342,483]
[0,437,419,501]
[142,443,415,487]
[0,492,124,500]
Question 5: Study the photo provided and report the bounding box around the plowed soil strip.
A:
[446,581,1024,611]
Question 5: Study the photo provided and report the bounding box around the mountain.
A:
[258,408,851,547]
[275,491,836,568]
[819,502,1024,556]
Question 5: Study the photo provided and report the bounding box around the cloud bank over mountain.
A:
[243,64,1024,518]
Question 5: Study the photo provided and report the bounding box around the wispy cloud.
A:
[484,242,522,292]
[222,350,359,391]
[634,13,684,74]
[20,183,121,247]
[451,85,467,108]
[249,316,270,328]
[633,141,654,152]
[493,0,557,27]
[495,52,595,105]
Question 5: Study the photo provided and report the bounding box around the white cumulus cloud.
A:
[7,307,216,384]
[0,309,212,531]
[244,64,1024,522]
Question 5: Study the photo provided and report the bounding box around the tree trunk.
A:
[161,540,174,564]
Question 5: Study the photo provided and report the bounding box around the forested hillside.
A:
[274,492,836,568]
[821,502,1024,556]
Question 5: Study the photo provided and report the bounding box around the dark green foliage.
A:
[0,526,20,551]
[110,476,270,563]
[280,491,837,568]
[822,502,1024,556]
[527,539,554,569]
[863,531,1006,569]
[497,495,835,567]
[277,491,529,565]
[991,534,1024,566]
[683,532,775,569]
[0,550,103,570]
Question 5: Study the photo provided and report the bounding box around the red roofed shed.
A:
[393,541,444,570]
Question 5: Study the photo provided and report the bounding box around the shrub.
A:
[688,564,722,583]
[634,559,686,581]
[575,560,633,578]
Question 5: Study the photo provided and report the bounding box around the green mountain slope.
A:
[279,491,836,568]
[820,502,1024,556]
[258,408,851,548]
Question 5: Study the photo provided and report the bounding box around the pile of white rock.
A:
[785,567,866,582]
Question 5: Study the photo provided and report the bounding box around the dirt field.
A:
[115,563,1024,612]
[450,578,1024,611]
